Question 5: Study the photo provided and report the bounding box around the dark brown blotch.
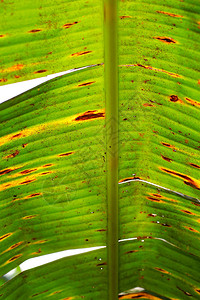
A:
[177,286,192,296]
[75,110,105,121]
[0,233,12,241]
[161,155,172,162]
[189,163,200,169]
[78,81,95,87]
[43,164,53,167]
[11,133,22,139]
[181,210,194,215]
[96,262,107,266]
[63,21,78,28]
[34,70,47,74]
[96,229,107,232]
[170,95,179,102]
[125,250,138,254]
[5,150,19,159]
[161,168,200,190]
[27,193,42,198]
[10,242,23,249]
[147,196,162,202]
[162,142,173,148]
[155,36,176,44]
[29,29,42,33]
[58,152,74,157]
[20,169,37,175]
[120,16,131,19]
[20,179,36,185]
[71,50,92,57]
[0,78,7,82]
[0,169,14,176]
[8,254,22,262]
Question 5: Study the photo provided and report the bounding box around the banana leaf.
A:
[0,0,200,299]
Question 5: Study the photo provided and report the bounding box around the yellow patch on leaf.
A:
[0,109,105,147]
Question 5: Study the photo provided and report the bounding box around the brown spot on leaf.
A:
[22,215,38,220]
[155,36,176,44]
[185,226,199,233]
[7,254,22,263]
[119,292,162,299]
[160,167,200,190]
[43,164,53,167]
[0,78,7,82]
[170,95,178,102]
[152,194,162,198]
[147,196,164,203]
[63,21,78,28]
[58,152,74,157]
[34,69,47,74]
[161,142,176,150]
[119,176,140,183]
[31,248,41,255]
[156,11,184,18]
[20,179,36,185]
[27,193,42,198]
[96,229,107,232]
[185,97,200,107]
[29,29,42,33]
[20,169,37,175]
[135,64,181,78]
[78,81,95,87]
[22,143,28,148]
[0,168,18,176]
[125,250,139,254]
[4,150,19,159]
[0,34,5,38]
[11,133,23,140]
[3,241,23,253]
[120,16,132,19]
[143,103,154,107]
[40,171,52,175]
[181,210,195,215]
[96,262,107,266]
[0,232,13,242]
[75,110,105,121]
[10,242,23,249]
[195,289,200,294]
[155,267,170,274]
[71,51,92,56]
[177,286,192,296]
[161,155,172,162]
[189,163,200,169]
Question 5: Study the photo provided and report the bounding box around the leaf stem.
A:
[104,0,119,299]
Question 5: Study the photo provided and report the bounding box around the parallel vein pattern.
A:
[118,0,200,298]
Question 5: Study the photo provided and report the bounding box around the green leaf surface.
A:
[0,0,200,299]
[0,0,103,85]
